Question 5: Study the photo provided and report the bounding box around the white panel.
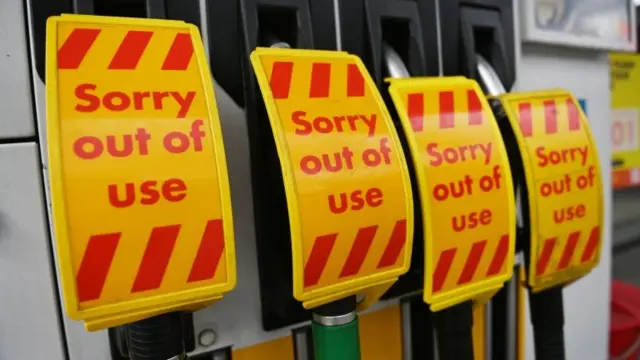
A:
[515,45,612,360]
[0,0,35,139]
[0,143,66,358]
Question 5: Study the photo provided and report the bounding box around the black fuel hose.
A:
[434,301,475,360]
[127,312,185,360]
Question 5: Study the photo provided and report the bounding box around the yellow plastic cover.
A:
[250,48,414,310]
[46,15,235,330]
[499,90,603,292]
[388,77,516,311]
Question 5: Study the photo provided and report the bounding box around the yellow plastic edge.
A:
[497,89,603,290]
[249,47,414,310]
[45,15,236,326]
[386,76,516,309]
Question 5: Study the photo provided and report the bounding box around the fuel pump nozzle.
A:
[476,54,567,360]
[383,41,475,360]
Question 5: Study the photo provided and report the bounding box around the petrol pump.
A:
[439,1,605,359]
[208,0,415,358]
[43,14,237,360]
[337,1,518,359]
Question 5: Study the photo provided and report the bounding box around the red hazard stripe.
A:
[377,219,407,269]
[58,28,101,70]
[467,90,483,126]
[309,63,331,98]
[188,219,225,283]
[161,33,193,70]
[486,234,510,276]
[536,237,557,276]
[108,30,153,70]
[304,234,337,287]
[544,100,558,134]
[557,231,580,270]
[580,226,600,263]
[131,225,180,293]
[457,240,487,285]
[270,61,294,99]
[433,248,456,293]
[567,99,581,132]
[340,225,377,278]
[518,102,533,137]
[347,64,365,97]
[408,93,425,132]
[439,91,455,129]
[76,233,120,302]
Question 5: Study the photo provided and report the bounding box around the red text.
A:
[328,187,384,214]
[73,119,206,159]
[426,142,492,166]
[553,204,586,224]
[452,209,492,232]
[536,145,588,167]
[432,165,502,201]
[291,111,377,137]
[75,83,196,118]
[108,178,187,208]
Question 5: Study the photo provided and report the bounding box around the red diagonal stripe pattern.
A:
[108,30,153,70]
[76,233,120,302]
[580,226,600,263]
[309,63,331,98]
[58,28,101,70]
[439,91,455,129]
[518,102,533,137]
[408,93,425,132]
[377,219,407,269]
[467,90,483,126]
[347,64,365,97]
[567,98,581,132]
[340,226,378,278]
[433,248,456,293]
[161,33,193,70]
[188,219,225,283]
[270,61,294,99]
[544,100,558,134]
[131,225,180,293]
[304,234,337,287]
[536,237,557,276]
[457,240,487,285]
[486,234,510,276]
[557,231,580,270]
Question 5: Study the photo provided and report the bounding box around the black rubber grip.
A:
[434,301,475,360]
[127,312,185,360]
[529,287,566,360]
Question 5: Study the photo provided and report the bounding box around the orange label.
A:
[388,77,515,310]
[250,48,413,309]
[499,90,603,291]
[45,15,235,329]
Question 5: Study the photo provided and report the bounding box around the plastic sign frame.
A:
[498,89,603,292]
[46,14,235,330]
[250,47,414,310]
[388,76,516,311]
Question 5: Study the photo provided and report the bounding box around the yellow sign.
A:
[388,77,516,311]
[250,48,413,310]
[610,52,640,189]
[499,90,603,292]
[45,15,235,330]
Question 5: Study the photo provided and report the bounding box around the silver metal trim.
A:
[476,54,506,96]
[312,312,356,327]
[382,42,411,79]
[401,301,412,360]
